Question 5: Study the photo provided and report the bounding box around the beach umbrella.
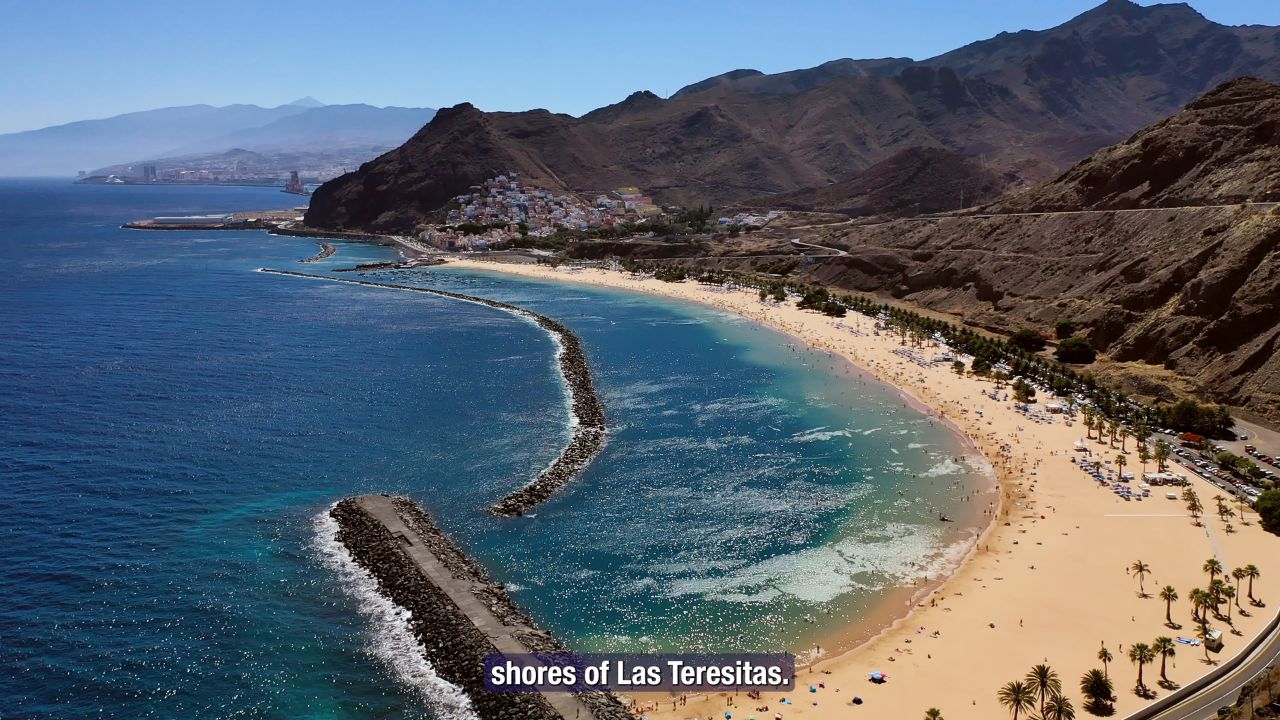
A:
[725,712,732,719]
[809,684,817,693]
[853,696,864,705]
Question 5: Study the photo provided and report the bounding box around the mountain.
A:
[306,67,1063,231]
[747,147,1014,218]
[0,104,308,176]
[922,0,1280,135]
[0,101,435,177]
[160,105,438,157]
[306,1,1280,233]
[989,77,1280,212]
[689,79,1280,421]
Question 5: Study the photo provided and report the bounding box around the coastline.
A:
[437,257,1279,720]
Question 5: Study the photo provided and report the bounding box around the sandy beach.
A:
[444,257,1279,720]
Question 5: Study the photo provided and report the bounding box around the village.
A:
[416,173,779,252]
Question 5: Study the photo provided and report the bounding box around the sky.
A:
[3,0,1280,135]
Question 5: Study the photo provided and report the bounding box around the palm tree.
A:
[1160,585,1179,625]
[1210,579,1228,615]
[1119,427,1129,452]
[1153,636,1176,683]
[1098,647,1113,677]
[1222,585,1236,624]
[1189,588,1208,626]
[998,680,1036,720]
[1027,664,1062,717]
[1080,668,1115,713]
[1204,558,1223,585]
[1245,565,1261,603]
[1083,407,1096,438]
[1187,493,1204,522]
[1129,642,1155,691]
[1232,567,1247,604]
[1154,441,1170,472]
[1130,560,1152,596]
[1138,442,1151,474]
[924,709,943,720]
[1044,692,1077,720]
[1116,453,1127,478]
[1197,625,1214,664]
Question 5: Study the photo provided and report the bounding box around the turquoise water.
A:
[0,180,992,718]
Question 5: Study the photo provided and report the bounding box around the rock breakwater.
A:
[259,268,606,516]
[300,242,336,263]
[331,495,631,720]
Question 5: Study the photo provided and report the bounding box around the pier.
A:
[332,495,630,720]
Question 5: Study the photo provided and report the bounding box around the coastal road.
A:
[1137,612,1280,720]
[789,237,847,256]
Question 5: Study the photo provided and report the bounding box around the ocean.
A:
[0,179,993,718]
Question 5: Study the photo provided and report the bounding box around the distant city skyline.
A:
[3,0,1279,135]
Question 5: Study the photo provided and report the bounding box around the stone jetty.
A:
[260,268,606,517]
[332,495,631,720]
[299,242,336,263]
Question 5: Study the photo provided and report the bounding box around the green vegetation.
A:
[652,267,688,282]
[1080,668,1115,715]
[1159,585,1178,626]
[1011,328,1047,352]
[1013,378,1036,403]
[1128,643,1155,693]
[1055,336,1096,364]
[673,205,715,233]
[1256,489,1280,535]
[998,680,1036,720]
[1152,400,1234,440]
[1130,560,1151,597]
[1055,320,1077,340]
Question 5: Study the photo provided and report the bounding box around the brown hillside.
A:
[990,77,1280,211]
[749,147,1013,218]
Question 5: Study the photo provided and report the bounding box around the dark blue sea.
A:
[0,179,993,718]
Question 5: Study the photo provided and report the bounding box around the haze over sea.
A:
[0,180,991,718]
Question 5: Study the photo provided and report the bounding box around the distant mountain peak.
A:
[288,96,325,108]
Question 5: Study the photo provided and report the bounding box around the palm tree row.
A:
[628,263,1225,437]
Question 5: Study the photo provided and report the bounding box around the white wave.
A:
[924,458,964,477]
[664,522,973,605]
[862,428,880,435]
[790,426,852,443]
[907,442,929,449]
[313,509,479,720]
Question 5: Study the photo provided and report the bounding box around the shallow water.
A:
[0,180,992,718]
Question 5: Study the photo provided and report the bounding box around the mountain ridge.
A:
[306,0,1280,232]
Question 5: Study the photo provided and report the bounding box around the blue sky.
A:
[2,0,1279,134]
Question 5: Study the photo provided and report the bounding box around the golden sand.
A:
[448,258,1279,720]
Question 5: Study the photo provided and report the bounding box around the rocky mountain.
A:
[675,79,1280,421]
[749,147,1014,218]
[990,77,1280,211]
[306,0,1280,233]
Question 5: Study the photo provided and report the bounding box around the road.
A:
[789,237,847,256]
[1140,613,1280,720]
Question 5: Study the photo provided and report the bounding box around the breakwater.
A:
[331,495,631,720]
[299,242,336,263]
[259,268,606,516]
